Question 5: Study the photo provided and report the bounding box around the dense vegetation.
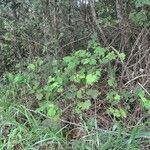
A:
[0,0,150,149]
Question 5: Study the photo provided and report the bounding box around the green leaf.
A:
[120,109,127,118]
[114,94,121,101]
[74,50,89,57]
[36,102,60,121]
[36,93,43,100]
[47,104,57,117]
[106,51,116,61]
[89,58,97,65]
[86,89,100,99]
[107,108,127,118]
[81,58,90,64]
[76,100,92,113]
[47,103,60,121]
[27,64,35,71]
[138,91,150,110]
[106,91,121,104]
[14,74,27,84]
[129,10,148,26]
[48,76,55,83]
[94,46,106,56]
[108,77,116,87]
[38,59,44,66]
[36,103,47,112]
[15,63,21,68]
[86,74,98,85]
[77,90,83,98]
[4,73,14,83]
[119,53,126,61]
[135,0,150,7]
[96,70,101,76]
[63,56,72,63]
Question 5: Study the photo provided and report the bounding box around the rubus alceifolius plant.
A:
[1,40,127,119]
[138,90,150,111]
[2,58,45,106]
[106,84,127,119]
[107,107,127,119]
[104,54,127,119]
[58,40,126,114]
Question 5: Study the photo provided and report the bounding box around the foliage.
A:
[129,10,149,26]
[75,100,92,114]
[138,91,150,111]
[134,0,150,7]
[107,108,127,119]
[0,0,150,149]
[0,39,149,149]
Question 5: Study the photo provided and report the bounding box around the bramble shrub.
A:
[1,40,149,121]
[138,90,150,111]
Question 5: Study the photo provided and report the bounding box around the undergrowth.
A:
[0,40,150,149]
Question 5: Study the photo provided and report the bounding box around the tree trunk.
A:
[90,0,107,46]
[116,0,131,53]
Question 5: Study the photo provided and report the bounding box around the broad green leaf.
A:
[96,70,101,76]
[81,58,90,64]
[94,46,106,56]
[47,104,57,117]
[4,73,14,83]
[120,109,127,118]
[74,50,88,57]
[106,51,116,61]
[119,53,126,61]
[14,75,27,84]
[129,10,148,26]
[77,90,83,98]
[38,59,44,66]
[86,74,98,85]
[114,94,121,101]
[76,100,92,113]
[108,77,116,87]
[63,56,72,63]
[135,0,150,7]
[36,93,43,100]
[89,58,97,65]
[48,76,55,83]
[86,89,100,99]
[47,103,60,121]
[27,64,35,71]
[107,108,127,118]
[138,91,150,110]
[36,103,47,112]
